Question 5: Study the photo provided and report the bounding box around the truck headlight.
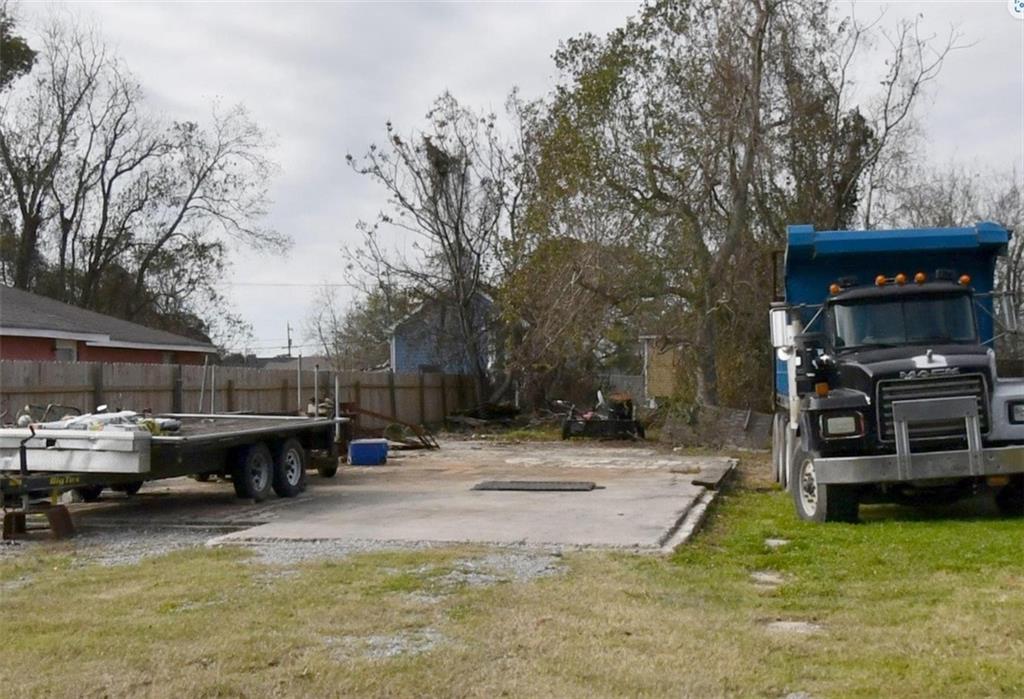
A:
[1009,402,1024,424]
[820,413,863,438]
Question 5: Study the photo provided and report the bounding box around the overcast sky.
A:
[19,1,1024,355]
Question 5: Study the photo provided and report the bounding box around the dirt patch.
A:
[219,538,441,566]
[0,525,225,566]
[325,628,444,661]
[751,570,786,587]
[441,551,565,587]
[765,620,824,636]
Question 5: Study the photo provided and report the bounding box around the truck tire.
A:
[112,481,143,496]
[272,438,307,498]
[995,475,1024,516]
[317,462,339,478]
[791,448,859,523]
[232,443,274,502]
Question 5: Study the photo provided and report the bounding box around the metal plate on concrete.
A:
[473,480,597,492]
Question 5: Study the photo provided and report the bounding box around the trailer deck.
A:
[1,413,349,538]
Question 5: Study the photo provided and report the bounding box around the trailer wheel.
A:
[317,462,339,478]
[791,448,858,523]
[273,438,307,498]
[112,481,143,496]
[75,485,105,502]
[995,475,1024,516]
[232,443,274,502]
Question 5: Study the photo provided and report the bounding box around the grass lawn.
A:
[1,456,1022,698]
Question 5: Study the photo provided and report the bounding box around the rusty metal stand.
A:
[2,503,75,540]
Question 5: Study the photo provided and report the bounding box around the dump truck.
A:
[770,221,1024,522]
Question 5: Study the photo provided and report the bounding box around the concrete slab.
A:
[212,441,731,550]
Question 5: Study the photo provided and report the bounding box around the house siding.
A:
[392,316,472,374]
[0,335,55,361]
[0,335,207,364]
[77,344,207,365]
[644,339,681,400]
[390,297,493,374]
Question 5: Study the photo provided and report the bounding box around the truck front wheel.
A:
[995,475,1024,516]
[792,449,859,523]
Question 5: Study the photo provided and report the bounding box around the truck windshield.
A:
[832,294,977,349]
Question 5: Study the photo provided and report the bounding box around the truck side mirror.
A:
[769,307,791,349]
[999,294,1019,334]
[794,332,825,350]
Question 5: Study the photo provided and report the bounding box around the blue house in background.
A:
[389,292,496,374]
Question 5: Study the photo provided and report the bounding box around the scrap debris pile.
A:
[556,391,645,441]
[12,408,181,435]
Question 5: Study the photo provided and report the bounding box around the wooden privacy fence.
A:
[0,360,475,431]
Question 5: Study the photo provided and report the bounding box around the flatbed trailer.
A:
[0,414,350,537]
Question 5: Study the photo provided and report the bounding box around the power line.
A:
[224,282,350,287]
[224,342,324,353]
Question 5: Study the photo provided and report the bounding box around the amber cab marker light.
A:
[875,274,887,287]
[814,382,830,397]
[959,274,971,286]
[895,273,907,285]
[829,283,841,295]
[914,271,927,284]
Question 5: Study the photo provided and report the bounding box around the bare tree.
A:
[0,14,287,341]
[346,92,520,402]
[305,284,415,372]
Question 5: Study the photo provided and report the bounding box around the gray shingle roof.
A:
[0,286,216,352]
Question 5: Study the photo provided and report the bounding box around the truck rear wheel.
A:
[792,448,859,523]
[995,475,1024,516]
[232,443,274,502]
[272,438,307,498]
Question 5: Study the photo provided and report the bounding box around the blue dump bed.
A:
[776,221,1011,396]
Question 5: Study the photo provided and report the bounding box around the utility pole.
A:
[287,323,293,357]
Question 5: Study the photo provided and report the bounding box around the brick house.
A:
[0,286,216,364]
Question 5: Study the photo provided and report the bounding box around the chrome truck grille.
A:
[877,373,989,442]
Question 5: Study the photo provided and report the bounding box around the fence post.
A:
[353,380,362,432]
[388,372,398,420]
[172,365,183,413]
[457,375,467,410]
[226,379,235,412]
[440,374,448,420]
[418,372,426,425]
[91,363,104,410]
